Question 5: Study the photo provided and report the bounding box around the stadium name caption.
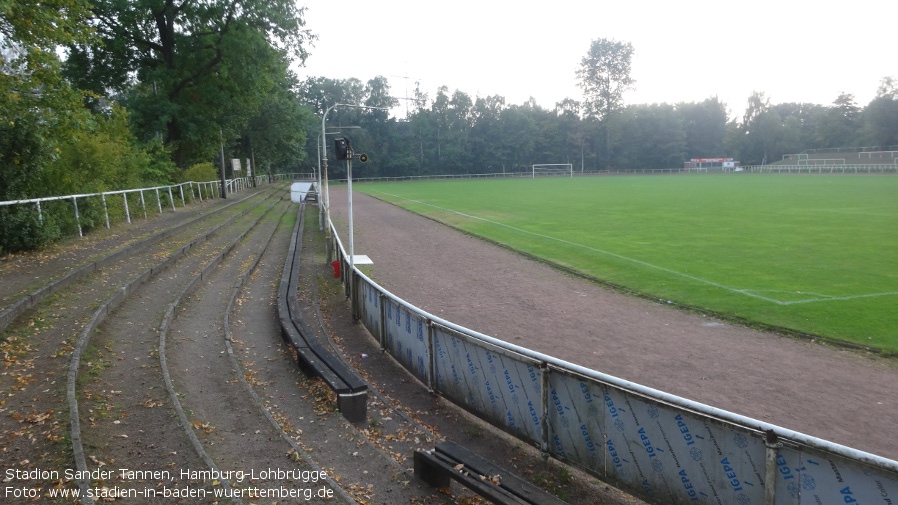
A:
[4,467,164,482]
[4,467,328,484]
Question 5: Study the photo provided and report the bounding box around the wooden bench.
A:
[414,441,570,505]
[278,205,367,423]
[278,306,368,422]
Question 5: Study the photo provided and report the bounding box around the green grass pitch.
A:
[357,175,898,353]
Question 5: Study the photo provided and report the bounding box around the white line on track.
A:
[368,190,898,306]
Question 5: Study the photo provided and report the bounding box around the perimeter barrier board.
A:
[545,367,771,504]
[359,280,382,342]
[543,369,605,477]
[383,297,431,384]
[773,443,898,504]
[431,324,544,445]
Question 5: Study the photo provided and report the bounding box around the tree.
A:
[1,0,92,250]
[470,95,507,172]
[428,86,450,169]
[859,77,898,148]
[65,0,314,166]
[1,0,179,252]
[1,0,92,54]
[677,97,727,158]
[736,91,779,164]
[616,104,686,169]
[771,102,828,150]
[298,76,366,117]
[555,98,587,171]
[576,38,635,168]
[2,0,94,199]
[242,72,314,176]
[363,76,397,116]
[497,104,540,172]
[814,93,860,148]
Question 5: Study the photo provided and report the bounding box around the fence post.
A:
[101,194,110,229]
[343,258,350,299]
[36,201,42,223]
[168,187,175,211]
[72,196,83,237]
[123,193,131,224]
[155,188,162,214]
[426,319,436,393]
[351,270,359,322]
[764,430,780,504]
[139,190,147,219]
[379,293,387,351]
[540,362,550,455]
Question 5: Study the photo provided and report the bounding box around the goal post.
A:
[532,163,573,178]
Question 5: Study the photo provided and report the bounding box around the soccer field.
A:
[358,175,898,353]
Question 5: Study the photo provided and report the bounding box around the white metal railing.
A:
[797,158,846,165]
[858,150,898,159]
[0,172,315,248]
[804,145,898,154]
[745,164,898,174]
[0,177,259,238]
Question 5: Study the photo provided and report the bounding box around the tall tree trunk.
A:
[605,126,611,170]
[168,118,185,167]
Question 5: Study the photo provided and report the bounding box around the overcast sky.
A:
[294,0,897,120]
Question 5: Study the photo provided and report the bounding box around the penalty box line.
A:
[368,191,898,306]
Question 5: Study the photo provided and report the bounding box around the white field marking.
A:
[778,291,898,306]
[370,191,898,306]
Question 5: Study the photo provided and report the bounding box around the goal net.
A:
[532,164,573,178]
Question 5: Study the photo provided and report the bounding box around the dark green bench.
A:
[414,441,570,505]
[278,204,367,423]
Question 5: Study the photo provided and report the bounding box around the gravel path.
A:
[327,188,898,462]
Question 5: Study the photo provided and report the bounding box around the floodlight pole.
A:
[346,154,355,308]
[316,134,323,229]
[320,108,333,239]
[320,103,388,309]
[317,126,360,231]
[320,103,369,236]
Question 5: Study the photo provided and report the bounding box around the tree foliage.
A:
[576,38,635,120]
[2,0,93,196]
[576,38,635,168]
[860,78,898,147]
[1,0,311,253]
[300,74,898,179]
[66,0,314,167]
